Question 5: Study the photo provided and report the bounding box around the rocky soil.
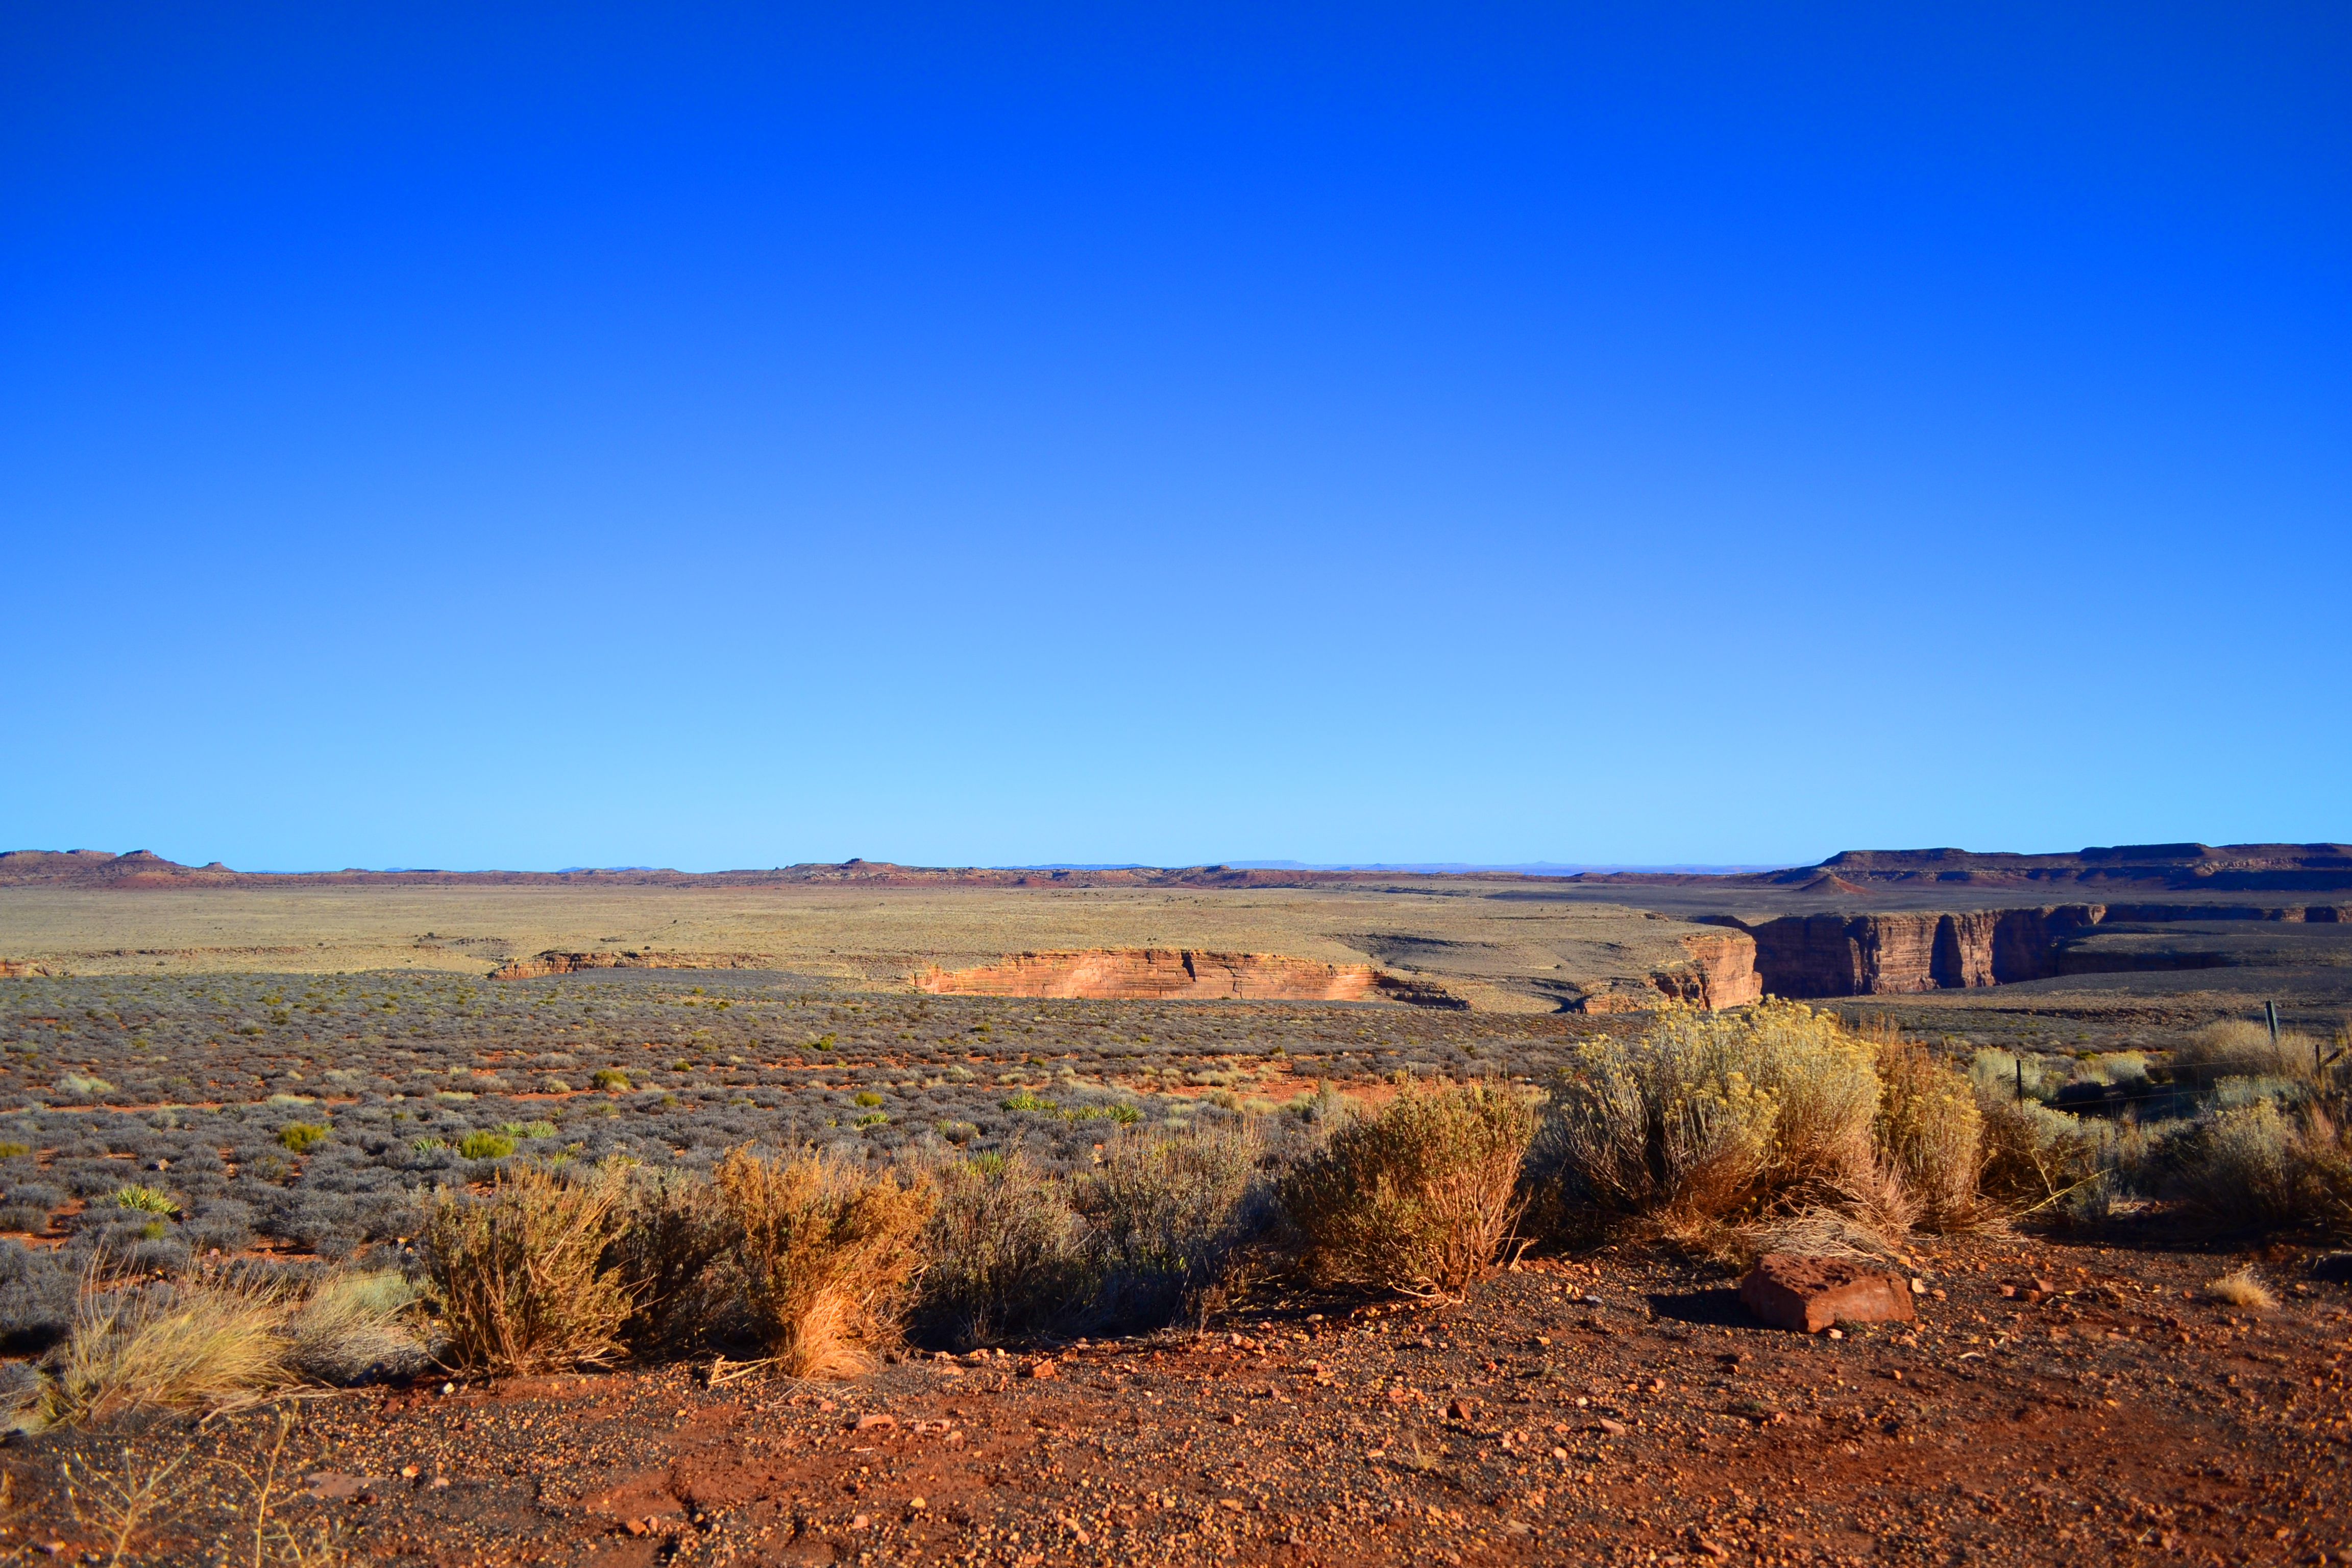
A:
[9,1233,2349,1566]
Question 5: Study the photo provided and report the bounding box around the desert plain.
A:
[0,844,2346,1565]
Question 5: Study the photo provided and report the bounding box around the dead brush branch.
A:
[1281,1081,1535,1297]
[713,1146,934,1379]
[62,1444,189,1567]
[217,1407,347,1567]
[421,1161,634,1376]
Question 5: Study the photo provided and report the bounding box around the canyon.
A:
[914,948,1418,1004]
[6,845,2349,1014]
[1710,902,2351,998]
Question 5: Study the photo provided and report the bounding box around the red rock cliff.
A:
[1646,931,1764,1008]
[1729,908,2109,996]
[914,949,1461,1006]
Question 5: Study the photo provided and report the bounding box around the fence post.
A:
[2015,1055,2024,1105]
[2266,1000,2281,1049]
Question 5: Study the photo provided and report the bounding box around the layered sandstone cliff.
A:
[1711,902,2350,997]
[911,949,1464,1006]
[1643,930,1765,1009]
[1718,908,2096,996]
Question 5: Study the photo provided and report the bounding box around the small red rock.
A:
[623,1519,649,1538]
[1448,1398,1479,1421]
[1740,1254,1918,1334]
[853,1413,896,1432]
[1024,1358,1058,1379]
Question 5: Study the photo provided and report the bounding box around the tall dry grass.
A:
[712,1146,934,1378]
[1871,1032,1986,1232]
[2174,1019,2322,1086]
[421,1162,634,1375]
[1282,1082,1535,1296]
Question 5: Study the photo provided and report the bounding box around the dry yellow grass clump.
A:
[50,1269,291,1425]
[2204,1265,2277,1310]
[713,1146,935,1378]
[33,1259,424,1430]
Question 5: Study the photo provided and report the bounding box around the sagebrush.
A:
[1283,1082,1535,1295]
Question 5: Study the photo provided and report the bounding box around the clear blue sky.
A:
[4,5,2346,872]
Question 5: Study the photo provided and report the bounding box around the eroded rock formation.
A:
[487,950,766,981]
[1712,901,2352,997]
[914,949,1466,1007]
[1720,909,2092,996]
[1645,930,1764,1009]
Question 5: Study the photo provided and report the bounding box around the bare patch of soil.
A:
[8,1235,2348,1565]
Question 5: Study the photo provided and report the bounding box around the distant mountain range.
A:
[2,843,2345,893]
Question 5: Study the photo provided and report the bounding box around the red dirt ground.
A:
[7,1233,2349,1566]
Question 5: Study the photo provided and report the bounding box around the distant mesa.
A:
[1741,843,2352,893]
[5,843,2348,894]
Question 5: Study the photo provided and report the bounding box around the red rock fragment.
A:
[1024,1358,1057,1379]
[1448,1398,1479,1421]
[1739,1253,1917,1334]
[853,1413,896,1432]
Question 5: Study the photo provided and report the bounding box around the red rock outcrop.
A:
[1723,907,2111,997]
[914,949,1464,1007]
[1647,931,1764,1008]
[487,950,767,981]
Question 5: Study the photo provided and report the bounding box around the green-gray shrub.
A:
[915,1149,1084,1349]
[610,1164,738,1354]
[2168,1097,2352,1233]
[1080,1121,1268,1324]
[1283,1082,1535,1296]
[1539,1000,1881,1231]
